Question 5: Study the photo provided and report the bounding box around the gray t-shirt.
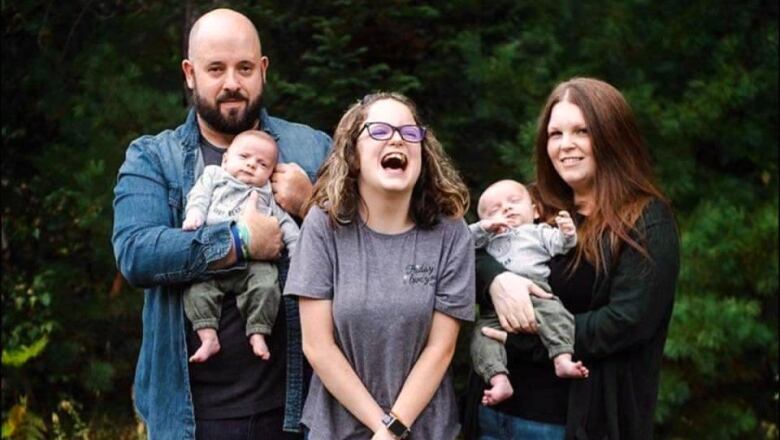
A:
[284,207,475,439]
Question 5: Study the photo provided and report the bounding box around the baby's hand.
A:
[555,211,576,236]
[481,218,509,234]
[182,213,204,231]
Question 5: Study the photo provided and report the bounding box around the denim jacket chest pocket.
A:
[167,184,183,227]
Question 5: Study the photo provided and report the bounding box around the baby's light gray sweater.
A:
[186,165,299,253]
[469,222,577,289]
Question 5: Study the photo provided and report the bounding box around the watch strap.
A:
[382,412,410,439]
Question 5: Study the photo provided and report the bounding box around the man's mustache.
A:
[216,90,247,103]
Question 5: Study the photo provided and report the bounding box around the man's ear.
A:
[259,55,269,83]
[182,59,195,90]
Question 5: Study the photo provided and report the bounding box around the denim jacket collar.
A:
[180,107,279,150]
[260,108,282,143]
[180,109,201,153]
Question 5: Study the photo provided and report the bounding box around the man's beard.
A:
[193,88,263,135]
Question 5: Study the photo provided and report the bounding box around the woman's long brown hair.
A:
[534,77,667,273]
[308,92,469,228]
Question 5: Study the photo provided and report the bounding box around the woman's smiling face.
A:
[546,99,596,196]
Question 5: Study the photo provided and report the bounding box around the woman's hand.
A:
[489,272,553,333]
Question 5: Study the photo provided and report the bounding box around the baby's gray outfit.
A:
[184,165,299,336]
[469,222,577,382]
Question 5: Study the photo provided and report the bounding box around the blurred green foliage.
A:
[2,0,777,437]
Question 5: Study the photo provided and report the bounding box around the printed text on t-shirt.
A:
[403,264,436,286]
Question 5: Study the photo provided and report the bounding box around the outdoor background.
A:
[2,1,778,438]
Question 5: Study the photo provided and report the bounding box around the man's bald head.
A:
[187,8,262,61]
[181,8,268,139]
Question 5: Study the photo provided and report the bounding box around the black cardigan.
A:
[463,200,680,440]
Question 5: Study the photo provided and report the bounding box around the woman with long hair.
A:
[465,77,680,439]
[285,92,474,439]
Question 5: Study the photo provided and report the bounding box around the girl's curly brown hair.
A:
[307,92,469,228]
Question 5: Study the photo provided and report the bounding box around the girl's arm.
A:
[289,208,395,439]
[383,219,473,430]
[299,297,389,435]
[388,311,460,430]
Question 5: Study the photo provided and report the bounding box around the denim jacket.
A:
[112,108,331,439]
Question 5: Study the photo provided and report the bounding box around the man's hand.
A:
[489,272,553,333]
[239,192,283,261]
[555,210,576,236]
[271,162,312,218]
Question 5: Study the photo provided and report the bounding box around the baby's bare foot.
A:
[481,374,514,406]
[554,353,589,379]
[249,334,270,361]
[189,328,220,363]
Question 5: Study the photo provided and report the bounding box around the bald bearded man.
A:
[112,8,331,439]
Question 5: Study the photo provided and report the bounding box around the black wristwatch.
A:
[382,412,411,439]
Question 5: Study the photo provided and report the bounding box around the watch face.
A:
[388,419,409,437]
[388,421,403,434]
[383,414,409,438]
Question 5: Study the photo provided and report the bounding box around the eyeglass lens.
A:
[365,122,425,142]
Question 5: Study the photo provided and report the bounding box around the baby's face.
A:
[478,181,536,227]
[222,136,277,187]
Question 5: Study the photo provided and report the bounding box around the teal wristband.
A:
[236,223,251,258]
[229,223,245,262]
